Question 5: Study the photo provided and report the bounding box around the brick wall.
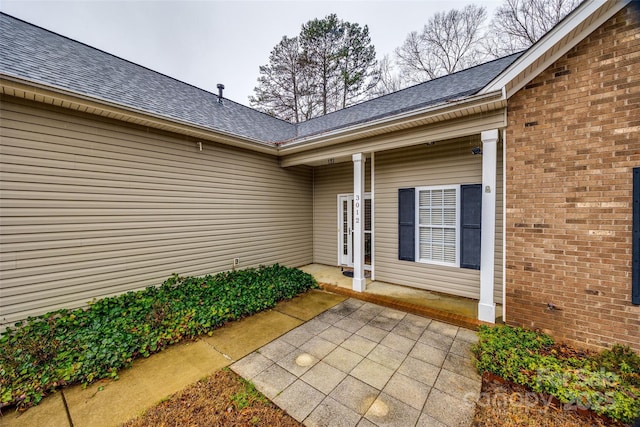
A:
[505,6,640,352]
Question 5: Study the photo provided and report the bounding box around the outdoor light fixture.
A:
[471,146,483,155]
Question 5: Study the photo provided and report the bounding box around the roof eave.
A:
[0,74,279,155]
[277,89,506,155]
[481,0,631,97]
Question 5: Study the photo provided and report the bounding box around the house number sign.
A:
[354,194,360,224]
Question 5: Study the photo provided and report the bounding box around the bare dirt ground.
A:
[121,368,301,427]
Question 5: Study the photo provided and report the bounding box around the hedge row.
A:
[0,264,317,409]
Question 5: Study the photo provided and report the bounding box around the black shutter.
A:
[398,188,415,261]
[633,168,640,305]
[460,184,482,269]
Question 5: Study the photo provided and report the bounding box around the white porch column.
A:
[352,153,366,292]
[478,129,498,323]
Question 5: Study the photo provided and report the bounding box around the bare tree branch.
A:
[370,54,405,97]
[484,0,581,57]
[395,5,488,84]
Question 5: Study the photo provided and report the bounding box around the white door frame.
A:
[337,193,372,269]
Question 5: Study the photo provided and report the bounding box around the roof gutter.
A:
[278,89,506,155]
[0,74,280,155]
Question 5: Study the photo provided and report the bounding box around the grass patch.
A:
[472,325,640,424]
[230,375,268,410]
[0,264,317,410]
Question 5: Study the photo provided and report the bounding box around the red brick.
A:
[505,6,640,353]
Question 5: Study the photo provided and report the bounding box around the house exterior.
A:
[0,0,638,352]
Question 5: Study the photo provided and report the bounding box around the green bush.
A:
[0,264,317,409]
[473,325,640,424]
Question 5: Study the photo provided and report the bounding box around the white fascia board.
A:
[0,74,279,155]
[481,0,631,97]
[277,90,506,155]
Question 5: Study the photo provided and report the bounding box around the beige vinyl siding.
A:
[312,160,370,266]
[0,96,312,327]
[375,136,504,302]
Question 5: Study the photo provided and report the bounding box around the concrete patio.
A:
[232,297,481,427]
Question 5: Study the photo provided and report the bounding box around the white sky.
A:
[1,0,502,106]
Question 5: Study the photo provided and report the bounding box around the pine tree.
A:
[251,14,379,122]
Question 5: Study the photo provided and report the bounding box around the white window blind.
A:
[417,187,458,265]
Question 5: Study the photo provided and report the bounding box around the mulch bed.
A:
[472,372,629,427]
[121,369,301,427]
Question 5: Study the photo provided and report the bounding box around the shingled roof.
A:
[0,12,521,145]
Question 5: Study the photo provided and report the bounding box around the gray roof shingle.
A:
[296,53,521,139]
[0,13,295,143]
[0,13,521,145]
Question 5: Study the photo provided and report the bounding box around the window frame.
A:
[414,185,461,267]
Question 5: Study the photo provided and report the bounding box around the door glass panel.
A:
[365,199,371,232]
[342,200,349,256]
[351,200,354,263]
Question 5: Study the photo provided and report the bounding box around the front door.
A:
[338,194,372,268]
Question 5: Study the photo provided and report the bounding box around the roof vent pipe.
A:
[217,83,225,104]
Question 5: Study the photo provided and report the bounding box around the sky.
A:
[1,0,502,106]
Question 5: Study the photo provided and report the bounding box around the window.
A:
[416,186,459,266]
[399,184,481,269]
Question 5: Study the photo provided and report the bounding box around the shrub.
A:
[0,264,317,409]
[473,325,640,424]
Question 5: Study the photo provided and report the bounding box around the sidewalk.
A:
[1,289,482,427]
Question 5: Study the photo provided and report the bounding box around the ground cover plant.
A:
[472,325,640,424]
[0,264,317,410]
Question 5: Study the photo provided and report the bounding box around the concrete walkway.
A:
[232,298,481,427]
[1,290,481,427]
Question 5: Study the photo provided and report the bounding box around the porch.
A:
[299,264,503,329]
[287,127,504,326]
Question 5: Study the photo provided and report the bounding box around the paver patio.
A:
[232,298,481,427]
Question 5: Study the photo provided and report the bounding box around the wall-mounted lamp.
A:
[471,146,482,155]
[197,142,203,151]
